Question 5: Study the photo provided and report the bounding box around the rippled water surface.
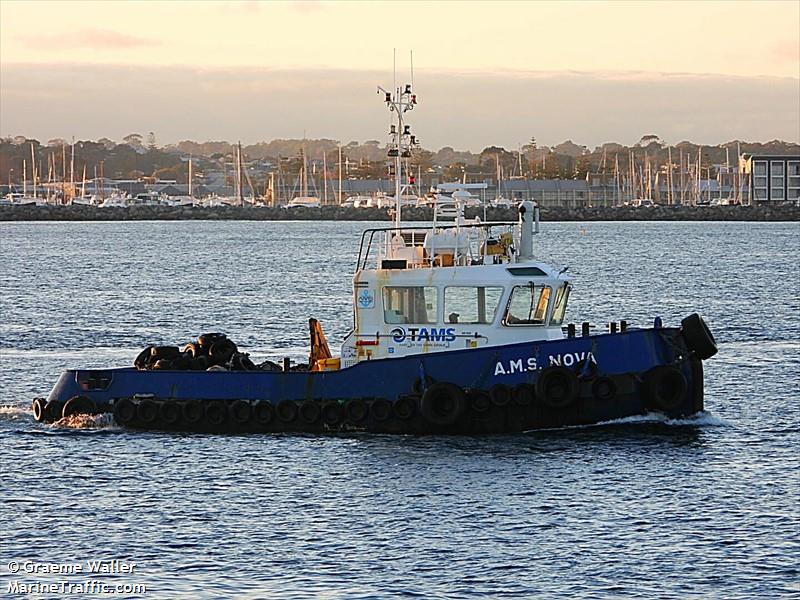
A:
[1,220,798,598]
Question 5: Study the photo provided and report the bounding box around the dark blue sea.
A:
[1,220,798,599]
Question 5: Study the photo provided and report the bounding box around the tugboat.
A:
[33,80,718,434]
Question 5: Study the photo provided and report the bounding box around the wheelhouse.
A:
[339,204,572,366]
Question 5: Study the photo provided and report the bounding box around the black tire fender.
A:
[113,398,137,425]
[44,400,64,422]
[181,400,204,425]
[253,401,274,425]
[345,398,368,423]
[205,400,228,426]
[136,399,159,424]
[370,398,391,421]
[62,395,97,419]
[276,400,298,423]
[642,366,688,412]
[536,367,580,409]
[489,384,512,407]
[32,398,46,422]
[591,377,617,402]
[393,395,417,420]
[512,384,535,406]
[230,400,252,424]
[322,401,343,426]
[159,401,181,426]
[420,382,466,426]
[467,389,492,413]
[680,313,718,360]
[299,401,321,424]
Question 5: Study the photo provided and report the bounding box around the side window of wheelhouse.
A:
[503,285,551,326]
[444,286,504,324]
[550,285,570,326]
[383,286,438,324]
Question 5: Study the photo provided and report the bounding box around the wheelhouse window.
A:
[503,284,551,326]
[444,286,503,324]
[383,286,437,324]
[550,285,571,326]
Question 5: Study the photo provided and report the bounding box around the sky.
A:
[1,0,798,151]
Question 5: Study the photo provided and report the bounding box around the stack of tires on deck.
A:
[133,332,261,372]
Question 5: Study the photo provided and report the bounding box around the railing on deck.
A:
[356,222,516,271]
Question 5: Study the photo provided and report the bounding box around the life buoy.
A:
[393,395,416,420]
[512,384,535,406]
[31,398,46,422]
[345,398,368,423]
[253,401,274,425]
[159,401,180,426]
[536,367,579,409]
[136,399,159,425]
[230,400,252,424]
[490,384,511,407]
[642,366,687,412]
[370,398,391,422]
[276,400,298,423]
[420,383,465,426]
[205,400,228,426]
[299,401,321,424]
[181,400,204,425]
[62,395,97,419]
[322,401,343,426]
[680,313,718,360]
[113,398,136,425]
[467,390,491,413]
[591,377,617,402]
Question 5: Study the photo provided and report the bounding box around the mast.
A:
[378,76,417,228]
[30,142,37,199]
[188,155,193,198]
[338,143,342,205]
[23,159,27,197]
[323,151,328,205]
[237,142,244,206]
[70,138,75,204]
[667,146,673,204]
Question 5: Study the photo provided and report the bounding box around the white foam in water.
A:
[597,411,730,428]
[0,405,30,419]
[51,413,120,431]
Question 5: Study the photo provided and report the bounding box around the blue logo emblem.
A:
[358,289,374,309]
[391,327,406,342]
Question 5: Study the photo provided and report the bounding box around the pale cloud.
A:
[17,28,156,50]
[772,39,800,64]
[1,64,797,150]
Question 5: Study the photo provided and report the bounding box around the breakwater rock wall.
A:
[1,203,798,222]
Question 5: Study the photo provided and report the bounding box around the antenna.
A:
[410,50,414,90]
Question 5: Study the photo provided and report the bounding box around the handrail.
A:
[356,221,516,271]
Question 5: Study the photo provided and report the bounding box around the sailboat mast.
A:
[70,138,75,204]
[323,151,328,205]
[338,144,342,206]
[238,142,244,206]
[188,155,193,198]
[30,143,37,199]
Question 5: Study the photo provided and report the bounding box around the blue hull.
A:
[38,325,706,434]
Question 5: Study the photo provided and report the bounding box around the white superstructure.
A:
[336,79,571,367]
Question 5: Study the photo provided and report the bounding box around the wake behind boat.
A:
[34,78,718,434]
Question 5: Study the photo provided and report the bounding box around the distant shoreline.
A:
[0,204,798,222]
